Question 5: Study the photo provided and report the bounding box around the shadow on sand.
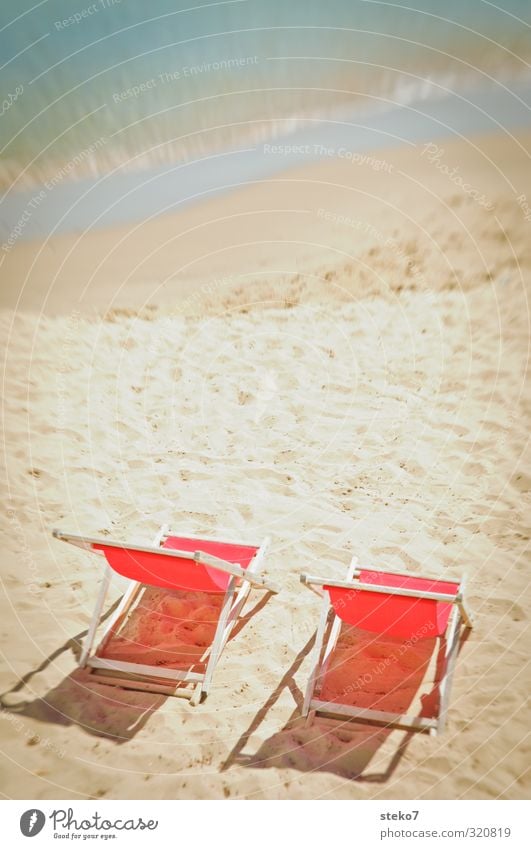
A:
[0,590,272,744]
[222,623,471,781]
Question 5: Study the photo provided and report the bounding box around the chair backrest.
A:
[93,536,259,593]
[325,569,459,639]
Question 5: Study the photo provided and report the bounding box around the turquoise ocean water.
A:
[1,0,530,239]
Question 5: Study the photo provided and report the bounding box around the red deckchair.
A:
[300,557,473,734]
[53,526,277,704]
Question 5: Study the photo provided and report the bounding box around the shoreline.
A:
[2,77,531,249]
[1,127,530,316]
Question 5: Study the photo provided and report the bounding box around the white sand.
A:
[1,131,530,799]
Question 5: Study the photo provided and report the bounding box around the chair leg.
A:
[318,613,342,683]
[305,709,316,726]
[302,558,358,717]
[198,552,265,699]
[190,682,203,706]
[437,607,462,734]
[302,597,332,716]
[79,565,112,667]
[458,598,474,629]
[200,577,238,698]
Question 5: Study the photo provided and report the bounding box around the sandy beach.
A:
[1,130,530,800]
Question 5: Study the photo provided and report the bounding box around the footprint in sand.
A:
[485,598,526,622]
[510,472,531,493]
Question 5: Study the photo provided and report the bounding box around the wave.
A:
[2,63,530,195]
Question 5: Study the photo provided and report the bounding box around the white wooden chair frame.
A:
[53,526,276,705]
[300,557,473,734]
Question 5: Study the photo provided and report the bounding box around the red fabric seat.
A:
[325,569,459,639]
[93,536,258,594]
